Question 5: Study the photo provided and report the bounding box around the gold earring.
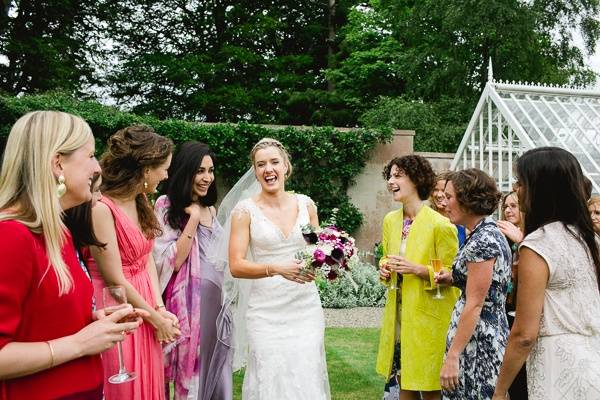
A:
[144,181,148,190]
[57,175,67,198]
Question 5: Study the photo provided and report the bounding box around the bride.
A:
[227,138,330,399]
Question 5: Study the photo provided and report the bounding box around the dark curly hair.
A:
[382,155,435,200]
[447,168,501,215]
[100,125,173,239]
[164,141,217,230]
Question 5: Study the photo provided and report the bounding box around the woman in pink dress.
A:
[88,125,181,400]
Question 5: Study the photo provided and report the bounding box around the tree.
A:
[94,0,355,123]
[329,0,599,106]
[0,0,103,95]
[320,0,600,142]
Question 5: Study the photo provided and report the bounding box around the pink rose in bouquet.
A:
[297,223,357,281]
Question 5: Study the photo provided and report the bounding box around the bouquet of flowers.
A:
[296,222,357,281]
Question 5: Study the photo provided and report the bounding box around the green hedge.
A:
[0,93,393,233]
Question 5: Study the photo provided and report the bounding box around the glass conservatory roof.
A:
[452,74,600,193]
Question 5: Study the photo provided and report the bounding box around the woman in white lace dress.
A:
[493,147,600,400]
[228,138,330,399]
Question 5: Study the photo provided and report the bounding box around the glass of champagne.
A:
[389,240,407,291]
[389,267,399,290]
[431,258,445,300]
[102,285,137,384]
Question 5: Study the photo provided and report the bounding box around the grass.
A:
[232,327,385,400]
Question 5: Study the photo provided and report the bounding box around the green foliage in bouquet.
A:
[0,92,392,233]
[318,258,386,309]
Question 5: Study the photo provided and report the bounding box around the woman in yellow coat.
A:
[377,155,460,400]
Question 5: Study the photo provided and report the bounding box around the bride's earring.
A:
[56,174,67,198]
[144,181,148,190]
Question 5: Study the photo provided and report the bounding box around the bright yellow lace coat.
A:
[376,206,460,391]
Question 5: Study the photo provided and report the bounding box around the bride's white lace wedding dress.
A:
[233,194,330,400]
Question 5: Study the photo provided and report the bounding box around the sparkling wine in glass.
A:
[103,285,137,384]
[431,258,445,300]
[388,258,399,291]
[389,240,407,291]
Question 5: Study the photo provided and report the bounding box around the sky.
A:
[573,30,600,89]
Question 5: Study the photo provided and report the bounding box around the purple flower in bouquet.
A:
[313,249,326,265]
[298,222,357,281]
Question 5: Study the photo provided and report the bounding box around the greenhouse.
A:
[451,60,600,193]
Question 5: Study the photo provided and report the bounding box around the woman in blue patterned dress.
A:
[435,168,512,400]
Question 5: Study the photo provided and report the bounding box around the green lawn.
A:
[233,327,385,400]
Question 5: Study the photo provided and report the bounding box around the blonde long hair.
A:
[0,111,93,295]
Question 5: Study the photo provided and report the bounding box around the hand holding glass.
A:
[431,258,445,299]
[386,253,401,290]
[102,285,137,384]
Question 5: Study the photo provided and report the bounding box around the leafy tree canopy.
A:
[1,0,599,151]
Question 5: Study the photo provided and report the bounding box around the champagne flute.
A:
[102,285,137,384]
[388,253,399,291]
[388,268,399,290]
[431,258,445,300]
[389,240,407,291]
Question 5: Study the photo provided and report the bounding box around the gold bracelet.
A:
[265,265,271,277]
[46,340,55,368]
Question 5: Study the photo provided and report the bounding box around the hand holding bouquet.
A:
[296,223,357,281]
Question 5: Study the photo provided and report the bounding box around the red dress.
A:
[0,220,103,400]
[87,196,165,400]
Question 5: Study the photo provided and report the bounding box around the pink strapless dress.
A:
[87,196,165,400]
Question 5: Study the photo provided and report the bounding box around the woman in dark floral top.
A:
[436,168,511,400]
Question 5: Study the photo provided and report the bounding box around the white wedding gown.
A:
[234,194,331,400]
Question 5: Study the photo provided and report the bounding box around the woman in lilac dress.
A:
[154,142,232,400]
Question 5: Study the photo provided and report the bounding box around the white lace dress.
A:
[234,194,330,400]
[521,222,600,400]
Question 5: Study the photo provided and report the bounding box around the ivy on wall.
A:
[0,93,393,232]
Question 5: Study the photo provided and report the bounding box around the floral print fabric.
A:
[443,217,511,400]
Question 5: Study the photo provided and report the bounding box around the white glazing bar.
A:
[524,94,565,146]
[567,98,600,153]
[488,100,493,175]
[471,124,475,168]
[508,127,513,186]
[495,83,600,97]
[522,95,599,193]
[479,112,484,169]
[498,112,503,191]
[541,96,600,176]
[452,86,493,169]
[509,94,552,146]
[581,98,600,148]
[487,88,536,148]
[582,98,600,121]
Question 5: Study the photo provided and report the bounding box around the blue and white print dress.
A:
[442,217,512,400]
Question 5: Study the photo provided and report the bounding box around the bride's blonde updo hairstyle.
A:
[250,137,293,178]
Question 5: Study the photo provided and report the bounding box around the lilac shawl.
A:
[153,195,203,399]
